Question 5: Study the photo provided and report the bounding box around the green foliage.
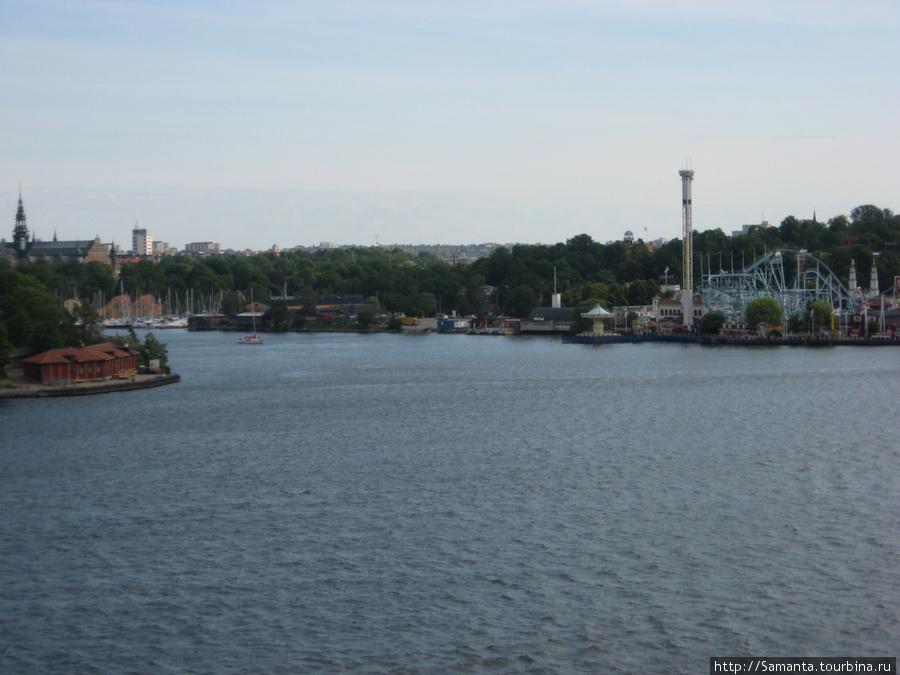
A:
[0,265,75,352]
[0,323,10,378]
[356,310,375,330]
[126,325,139,346]
[140,332,169,373]
[745,297,784,328]
[506,285,537,319]
[264,300,291,331]
[221,291,243,316]
[570,307,594,334]
[699,311,725,334]
[386,316,403,332]
[787,312,806,334]
[73,301,105,345]
[2,203,898,332]
[806,300,833,334]
[626,279,660,306]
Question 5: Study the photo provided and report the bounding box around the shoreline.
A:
[0,373,181,399]
[563,333,899,346]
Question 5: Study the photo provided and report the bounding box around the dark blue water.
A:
[2,332,898,673]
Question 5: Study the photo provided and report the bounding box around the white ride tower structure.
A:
[679,167,695,328]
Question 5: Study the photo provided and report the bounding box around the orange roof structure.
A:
[23,343,140,383]
[24,343,137,366]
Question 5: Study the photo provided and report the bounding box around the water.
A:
[1,332,898,674]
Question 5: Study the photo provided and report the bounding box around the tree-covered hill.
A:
[1,204,897,352]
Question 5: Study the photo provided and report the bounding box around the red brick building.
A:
[23,343,140,384]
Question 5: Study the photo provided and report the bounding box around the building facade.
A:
[520,307,575,333]
[2,192,116,268]
[23,343,140,383]
[132,227,152,257]
[185,242,220,255]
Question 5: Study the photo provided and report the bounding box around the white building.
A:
[132,227,152,256]
[732,220,771,237]
[185,242,221,255]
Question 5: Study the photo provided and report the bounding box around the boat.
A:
[238,291,264,344]
[155,316,188,329]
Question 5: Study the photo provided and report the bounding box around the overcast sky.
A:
[2,0,898,251]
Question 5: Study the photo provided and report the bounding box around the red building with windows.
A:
[23,343,140,384]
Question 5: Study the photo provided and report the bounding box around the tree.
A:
[125,325,141,350]
[0,323,10,378]
[356,309,375,330]
[506,284,537,318]
[221,291,243,316]
[787,312,806,334]
[73,301,104,345]
[806,301,833,335]
[480,246,512,286]
[570,305,595,334]
[264,300,291,331]
[0,267,75,351]
[386,316,403,332]
[626,279,659,306]
[302,293,318,316]
[699,311,725,334]
[744,297,783,329]
[141,332,169,373]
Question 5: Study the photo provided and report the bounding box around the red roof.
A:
[23,343,139,365]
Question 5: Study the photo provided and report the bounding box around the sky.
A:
[2,0,898,251]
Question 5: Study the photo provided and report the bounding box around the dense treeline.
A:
[1,204,898,357]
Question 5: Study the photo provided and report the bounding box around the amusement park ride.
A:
[700,248,859,329]
[679,168,896,335]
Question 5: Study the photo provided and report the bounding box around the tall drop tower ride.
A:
[679,167,695,328]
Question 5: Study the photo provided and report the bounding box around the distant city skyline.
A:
[2,1,898,250]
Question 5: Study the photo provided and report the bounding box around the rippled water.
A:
[1,332,898,673]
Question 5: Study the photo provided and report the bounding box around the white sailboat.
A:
[239,291,264,344]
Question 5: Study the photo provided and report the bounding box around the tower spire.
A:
[679,166,695,328]
[13,187,30,257]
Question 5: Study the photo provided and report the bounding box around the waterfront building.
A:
[654,297,704,324]
[612,304,656,329]
[520,307,575,334]
[102,294,164,319]
[521,284,575,333]
[23,343,139,384]
[103,295,132,320]
[437,318,472,331]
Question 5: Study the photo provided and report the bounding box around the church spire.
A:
[13,187,30,257]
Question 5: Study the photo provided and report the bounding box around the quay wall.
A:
[564,334,899,347]
[0,373,181,399]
